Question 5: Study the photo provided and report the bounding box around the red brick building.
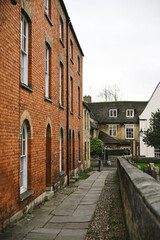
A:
[0,0,84,228]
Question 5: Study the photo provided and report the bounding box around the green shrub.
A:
[90,138,104,156]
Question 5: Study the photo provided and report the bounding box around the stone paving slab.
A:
[44,222,89,229]
[72,204,97,217]
[50,215,91,223]
[24,228,60,240]
[55,229,88,240]
[0,171,110,240]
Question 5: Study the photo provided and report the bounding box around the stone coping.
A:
[118,157,160,222]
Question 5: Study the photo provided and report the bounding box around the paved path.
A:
[0,170,114,240]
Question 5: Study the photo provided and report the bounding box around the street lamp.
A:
[139,128,143,137]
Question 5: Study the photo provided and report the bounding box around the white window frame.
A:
[60,63,63,105]
[126,109,134,118]
[45,44,49,98]
[154,147,160,158]
[45,0,49,15]
[21,14,28,85]
[109,109,117,118]
[59,17,63,41]
[109,125,117,137]
[126,125,134,139]
[20,122,28,194]
[70,77,73,112]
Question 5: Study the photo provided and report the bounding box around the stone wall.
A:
[117,157,160,240]
[133,157,160,163]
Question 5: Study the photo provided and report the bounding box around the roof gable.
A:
[139,82,160,120]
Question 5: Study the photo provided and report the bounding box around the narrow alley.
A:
[0,169,127,240]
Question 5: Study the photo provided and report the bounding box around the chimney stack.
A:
[83,95,92,103]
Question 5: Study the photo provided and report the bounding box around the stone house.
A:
[86,99,147,153]
[0,0,84,228]
[139,82,160,157]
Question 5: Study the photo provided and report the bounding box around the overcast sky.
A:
[64,0,160,102]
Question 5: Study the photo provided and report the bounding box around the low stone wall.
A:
[134,157,160,163]
[117,157,160,240]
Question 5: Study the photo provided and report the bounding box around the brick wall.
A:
[0,0,83,227]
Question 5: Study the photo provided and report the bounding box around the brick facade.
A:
[0,0,84,227]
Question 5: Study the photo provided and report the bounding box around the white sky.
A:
[64,0,160,102]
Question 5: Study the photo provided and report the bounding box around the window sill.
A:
[20,83,34,92]
[45,12,53,26]
[45,97,53,103]
[70,58,74,65]
[70,111,74,115]
[78,115,81,119]
[59,104,65,110]
[59,39,65,48]
[20,189,34,202]
[78,71,81,76]
[59,170,65,177]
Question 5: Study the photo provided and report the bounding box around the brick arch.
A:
[45,117,53,137]
[19,110,33,139]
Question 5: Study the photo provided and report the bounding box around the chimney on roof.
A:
[83,95,92,103]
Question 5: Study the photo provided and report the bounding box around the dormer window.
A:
[109,109,117,118]
[126,109,134,118]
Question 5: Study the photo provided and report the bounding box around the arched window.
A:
[60,128,63,172]
[21,122,28,194]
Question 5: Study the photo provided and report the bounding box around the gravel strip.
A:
[85,170,129,240]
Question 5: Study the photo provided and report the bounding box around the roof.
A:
[59,0,84,57]
[83,102,91,112]
[99,131,130,145]
[99,131,118,144]
[87,101,147,124]
[139,82,160,119]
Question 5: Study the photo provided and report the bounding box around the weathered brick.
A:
[0,0,83,226]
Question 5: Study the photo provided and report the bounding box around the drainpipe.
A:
[66,17,71,186]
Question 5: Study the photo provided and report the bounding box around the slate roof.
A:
[83,102,91,112]
[87,101,148,124]
[99,131,118,144]
[99,131,130,145]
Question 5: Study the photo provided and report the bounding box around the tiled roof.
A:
[87,101,147,124]
[99,131,130,145]
[99,131,118,144]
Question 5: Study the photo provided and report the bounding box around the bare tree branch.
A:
[98,84,123,101]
